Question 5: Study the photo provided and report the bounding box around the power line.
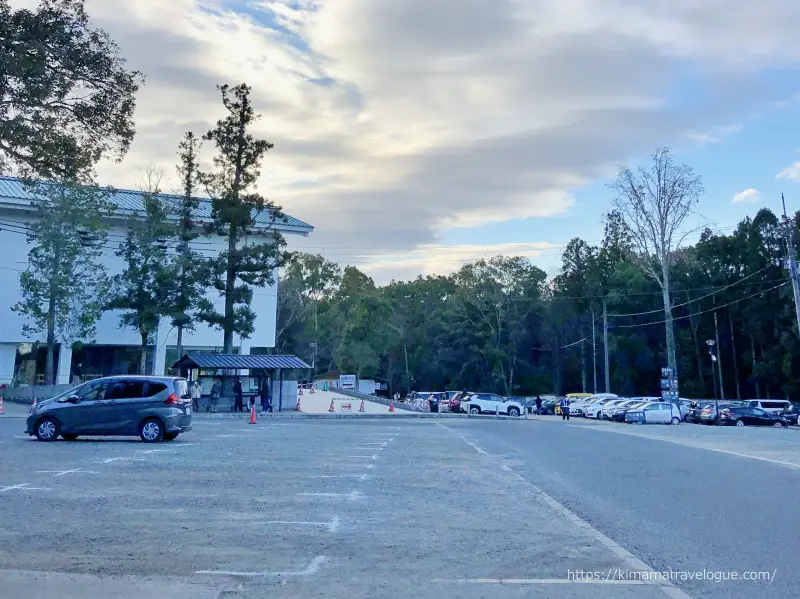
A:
[610,281,789,329]
[606,264,777,318]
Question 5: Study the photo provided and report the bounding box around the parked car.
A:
[586,398,628,419]
[610,401,648,422]
[571,393,618,416]
[26,376,193,442]
[741,399,792,415]
[625,401,682,425]
[461,393,524,417]
[717,407,790,427]
[698,402,741,424]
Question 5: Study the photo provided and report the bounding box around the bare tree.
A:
[609,147,704,377]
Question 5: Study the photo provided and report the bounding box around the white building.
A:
[0,176,313,386]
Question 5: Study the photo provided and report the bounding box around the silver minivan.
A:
[743,400,791,414]
[25,376,193,442]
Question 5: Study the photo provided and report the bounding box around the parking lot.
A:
[2,414,800,599]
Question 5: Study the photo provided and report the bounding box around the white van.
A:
[743,400,791,414]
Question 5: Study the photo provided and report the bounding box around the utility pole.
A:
[781,193,800,336]
[713,295,724,400]
[591,307,597,394]
[603,298,610,393]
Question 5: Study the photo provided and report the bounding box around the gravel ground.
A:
[1,416,797,598]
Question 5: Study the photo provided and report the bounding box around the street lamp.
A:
[706,340,719,420]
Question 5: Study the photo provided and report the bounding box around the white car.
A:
[570,393,618,416]
[462,393,524,417]
[588,399,629,419]
[625,401,682,425]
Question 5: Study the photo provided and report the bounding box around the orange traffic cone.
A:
[299,386,303,396]
[389,402,395,413]
[329,399,335,412]
[310,385,315,394]
[31,397,37,409]
[359,400,365,412]
[0,397,4,415]
[297,395,302,412]
[249,402,257,424]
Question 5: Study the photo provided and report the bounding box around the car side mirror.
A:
[68,395,81,403]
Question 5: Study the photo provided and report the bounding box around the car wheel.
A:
[163,432,179,441]
[469,406,480,415]
[61,434,79,441]
[671,417,680,425]
[508,407,520,417]
[35,417,60,442]
[735,419,744,427]
[773,422,784,428]
[139,418,164,443]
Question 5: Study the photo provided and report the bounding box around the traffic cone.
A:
[31,397,37,409]
[359,400,365,412]
[299,386,303,396]
[328,399,335,412]
[0,397,4,415]
[297,394,302,412]
[389,402,395,413]
[310,385,315,394]
[249,402,257,424]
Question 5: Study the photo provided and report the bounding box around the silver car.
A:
[26,376,193,443]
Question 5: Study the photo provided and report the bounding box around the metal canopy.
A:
[171,353,311,370]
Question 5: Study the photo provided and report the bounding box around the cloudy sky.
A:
[16,0,800,283]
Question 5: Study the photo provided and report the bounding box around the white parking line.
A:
[318,474,369,481]
[299,490,364,501]
[197,555,330,577]
[100,456,147,464]
[438,425,694,599]
[36,468,97,477]
[0,483,29,492]
[262,516,341,533]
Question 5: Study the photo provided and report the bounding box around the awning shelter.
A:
[171,353,311,412]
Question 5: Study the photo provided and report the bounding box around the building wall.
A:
[0,211,279,383]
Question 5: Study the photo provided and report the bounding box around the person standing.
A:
[535,395,542,415]
[233,377,244,412]
[210,378,221,413]
[559,396,570,421]
[191,380,201,412]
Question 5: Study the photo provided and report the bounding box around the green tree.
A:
[198,84,287,352]
[12,178,113,384]
[107,170,174,374]
[169,132,208,361]
[0,0,142,179]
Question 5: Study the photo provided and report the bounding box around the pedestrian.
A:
[191,380,201,412]
[233,377,244,412]
[210,378,221,413]
[261,376,272,414]
[535,395,542,415]
[559,396,570,421]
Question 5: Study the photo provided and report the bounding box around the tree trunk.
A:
[223,225,237,353]
[591,307,597,394]
[403,341,410,392]
[44,240,62,386]
[580,324,587,393]
[750,336,760,399]
[139,331,151,375]
[687,291,704,394]
[661,264,677,377]
[554,326,562,395]
[713,300,724,399]
[728,310,741,400]
[603,298,610,393]
[174,325,184,375]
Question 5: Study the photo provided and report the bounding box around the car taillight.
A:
[164,393,180,405]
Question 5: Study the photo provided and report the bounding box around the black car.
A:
[717,407,789,427]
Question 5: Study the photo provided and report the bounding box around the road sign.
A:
[338,374,356,389]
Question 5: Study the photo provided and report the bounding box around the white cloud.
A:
[731,188,761,203]
[777,162,800,181]
[10,0,800,280]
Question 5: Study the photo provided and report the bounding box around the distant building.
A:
[0,176,313,386]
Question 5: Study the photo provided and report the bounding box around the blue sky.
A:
[77,0,800,283]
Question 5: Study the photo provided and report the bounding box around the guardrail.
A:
[324,387,417,412]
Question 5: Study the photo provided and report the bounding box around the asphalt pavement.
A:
[0,414,797,598]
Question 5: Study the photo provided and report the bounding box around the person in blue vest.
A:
[559,396,570,421]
